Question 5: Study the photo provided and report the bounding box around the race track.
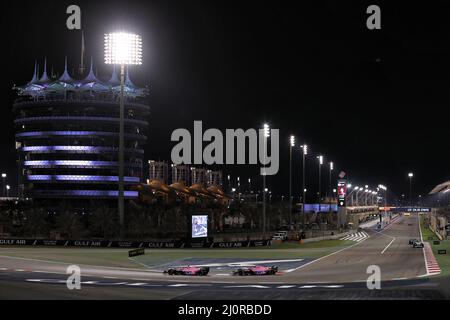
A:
[0,213,448,299]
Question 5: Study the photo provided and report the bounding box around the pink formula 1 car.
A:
[164,266,210,276]
[233,265,278,276]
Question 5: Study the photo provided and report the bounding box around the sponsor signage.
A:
[304,204,338,213]
[433,240,440,245]
[0,239,271,248]
[391,207,431,212]
[438,250,447,255]
[337,179,347,207]
[128,248,145,257]
[192,215,208,238]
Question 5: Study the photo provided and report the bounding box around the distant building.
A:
[13,58,149,205]
[206,170,223,187]
[171,164,190,185]
[148,160,168,183]
[191,168,207,186]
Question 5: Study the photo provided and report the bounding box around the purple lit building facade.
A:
[13,58,149,205]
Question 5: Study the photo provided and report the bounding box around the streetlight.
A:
[300,144,308,230]
[237,176,240,193]
[248,178,252,193]
[6,185,10,198]
[262,123,270,239]
[329,161,334,200]
[289,135,295,229]
[408,172,414,207]
[1,173,6,197]
[317,155,323,212]
[105,32,143,234]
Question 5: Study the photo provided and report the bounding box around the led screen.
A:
[192,215,208,238]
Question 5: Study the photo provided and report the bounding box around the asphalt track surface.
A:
[0,213,449,299]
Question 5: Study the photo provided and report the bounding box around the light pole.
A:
[262,123,270,239]
[300,145,308,229]
[248,178,252,193]
[1,173,6,197]
[105,32,143,236]
[328,162,333,200]
[317,155,323,212]
[289,135,295,229]
[408,172,414,207]
[237,176,240,193]
[6,185,10,198]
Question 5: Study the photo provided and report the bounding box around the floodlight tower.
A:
[289,135,295,229]
[300,145,308,229]
[104,32,143,234]
[408,172,414,207]
[317,155,323,212]
[262,123,270,239]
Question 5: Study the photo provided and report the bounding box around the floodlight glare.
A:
[263,124,270,138]
[104,32,143,65]
[290,135,295,147]
[318,155,323,165]
[301,144,308,155]
[330,162,334,170]
[408,172,413,178]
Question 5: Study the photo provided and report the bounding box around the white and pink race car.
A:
[232,265,279,276]
[164,266,210,276]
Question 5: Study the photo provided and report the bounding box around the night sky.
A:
[1,0,450,202]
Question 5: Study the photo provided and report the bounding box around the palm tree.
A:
[23,207,48,237]
[89,206,119,239]
[55,205,82,239]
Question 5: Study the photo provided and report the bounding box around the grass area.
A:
[420,215,450,277]
[0,247,144,269]
[134,240,354,267]
[0,240,354,270]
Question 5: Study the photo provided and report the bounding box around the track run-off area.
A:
[0,213,449,299]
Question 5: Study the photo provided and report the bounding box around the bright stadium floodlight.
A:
[263,123,270,138]
[104,33,142,65]
[318,155,323,165]
[290,135,295,147]
[104,32,143,236]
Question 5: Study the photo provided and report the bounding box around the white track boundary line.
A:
[381,238,396,254]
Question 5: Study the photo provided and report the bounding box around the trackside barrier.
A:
[0,238,271,248]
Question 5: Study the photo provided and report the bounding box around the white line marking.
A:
[381,238,396,254]
[291,234,371,272]
[224,285,270,289]
[169,284,190,287]
[277,285,295,289]
[0,255,157,273]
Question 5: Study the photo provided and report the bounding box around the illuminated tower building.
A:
[13,58,149,207]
